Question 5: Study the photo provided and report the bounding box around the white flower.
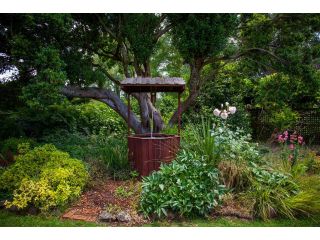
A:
[213,108,221,117]
[220,110,228,119]
[225,102,229,106]
[229,106,237,114]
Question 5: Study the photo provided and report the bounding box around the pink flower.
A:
[289,144,295,150]
[298,135,304,145]
[278,135,285,143]
[283,131,288,141]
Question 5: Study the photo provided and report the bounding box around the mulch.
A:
[61,179,148,226]
[62,180,254,226]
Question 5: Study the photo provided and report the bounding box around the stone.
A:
[99,211,116,222]
[116,211,132,222]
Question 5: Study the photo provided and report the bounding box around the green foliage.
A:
[285,176,320,217]
[168,14,237,62]
[122,14,160,64]
[0,144,88,212]
[140,151,226,218]
[212,124,260,164]
[247,163,299,220]
[269,106,299,131]
[40,130,129,180]
[73,100,126,135]
[182,118,216,164]
[304,152,320,174]
[0,137,36,155]
[0,98,125,139]
[114,184,135,199]
[183,119,260,167]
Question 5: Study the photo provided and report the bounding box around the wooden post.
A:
[127,93,131,136]
[178,92,181,136]
[151,92,156,105]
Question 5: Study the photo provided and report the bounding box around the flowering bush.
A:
[212,103,260,164]
[211,124,260,164]
[277,130,304,167]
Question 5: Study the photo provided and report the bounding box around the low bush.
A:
[246,163,299,220]
[211,124,260,164]
[0,137,36,155]
[285,175,320,217]
[140,151,226,218]
[0,144,88,212]
[40,130,129,180]
[183,119,260,167]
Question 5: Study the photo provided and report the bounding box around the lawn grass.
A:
[1,210,319,227]
[147,216,320,227]
[0,210,101,227]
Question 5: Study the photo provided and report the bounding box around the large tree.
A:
[1,13,319,134]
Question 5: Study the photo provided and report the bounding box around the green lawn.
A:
[148,217,320,227]
[0,210,101,227]
[1,210,319,227]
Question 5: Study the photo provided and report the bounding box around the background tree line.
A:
[0,13,319,138]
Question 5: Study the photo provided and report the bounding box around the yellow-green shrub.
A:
[0,144,88,212]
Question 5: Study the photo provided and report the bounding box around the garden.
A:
[0,13,320,227]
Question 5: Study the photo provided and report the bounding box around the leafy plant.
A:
[246,163,299,220]
[1,137,36,155]
[140,151,226,218]
[285,175,320,217]
[115,186,134,199]
[209,123,260,166]
[0,144,88,212]
[40,130,129,180]
[182,118,216,164]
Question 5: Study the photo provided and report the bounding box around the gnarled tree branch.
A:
[61,85,147,133]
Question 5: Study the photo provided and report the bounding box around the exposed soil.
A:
[62,179,149,226]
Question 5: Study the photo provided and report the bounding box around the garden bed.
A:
[62,180,148,226]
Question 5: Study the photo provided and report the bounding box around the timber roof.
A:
[120,77,185,93]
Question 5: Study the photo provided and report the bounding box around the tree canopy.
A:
[0,13,319,137]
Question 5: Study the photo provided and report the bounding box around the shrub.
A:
[269,106,299,132]
[140,151,226,218]
[0,137,36,155]
[0,144,88,212]
[211,124,260,164]
[73,100,126,136]
[247,163,299,220]
[285,175,320,217]
[40,130,129,180]
[183,120,260,167]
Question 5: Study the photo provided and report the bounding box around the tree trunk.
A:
[169,58,204,126]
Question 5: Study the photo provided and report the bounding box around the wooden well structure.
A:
[120,77,185,176]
